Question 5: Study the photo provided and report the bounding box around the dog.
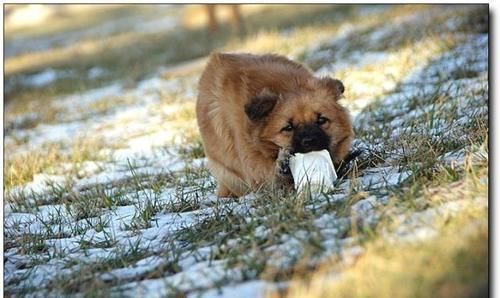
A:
[196,52,353,197]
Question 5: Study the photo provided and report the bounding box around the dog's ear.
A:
[320,77,344,100]
[245,89,279,122]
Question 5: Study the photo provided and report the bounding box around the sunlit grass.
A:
[338,34,456,100]
[223,5,424,57]
[4,4,335,80]
[5,5,164,38]
[283,155,488,298]
[287,221,487,298]
[4,137,108,190]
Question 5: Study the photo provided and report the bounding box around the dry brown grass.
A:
[280,156,488,298]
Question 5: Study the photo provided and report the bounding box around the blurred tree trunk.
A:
[204,5,245,35]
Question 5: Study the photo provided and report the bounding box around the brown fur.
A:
[196,52,353,197]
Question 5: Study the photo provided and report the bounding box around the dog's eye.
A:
[317,116,329,125]
[281,123,294,132]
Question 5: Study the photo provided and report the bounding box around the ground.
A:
[4,4,488,297]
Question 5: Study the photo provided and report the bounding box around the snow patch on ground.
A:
[24,69,61,87]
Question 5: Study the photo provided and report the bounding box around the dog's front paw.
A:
[276,148,292,175]
[274,148,294,192]
[336,149,364,178]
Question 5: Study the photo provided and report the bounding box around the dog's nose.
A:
[292,124,330,153]
[301,137,317,148]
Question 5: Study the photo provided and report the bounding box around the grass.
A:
[5,5,164,39]
[4,137,108,190]
[285,182,488,298]
[4,4,488,297]
[47,247,152,295]
[4,5,349,108]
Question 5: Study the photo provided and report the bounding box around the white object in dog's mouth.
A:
[289,149,337,192]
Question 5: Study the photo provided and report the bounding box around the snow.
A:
[4,213,40,233]
[88,67,106,79]
[116,260,243,297]
[53,83,123,112]
[190,280,272,298]
[30,122,87,145]
[25,69,59,87]
[136,16,178,33]
[351,196,378,216]
[336,167,412,190]
[386,197,487,244]
[7,174,68,202]
[100,255,167,281]
[316,51,389,75]
[4,112,39,131]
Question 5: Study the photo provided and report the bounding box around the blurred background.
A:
[5,4,355,98]
[6,4,486,115]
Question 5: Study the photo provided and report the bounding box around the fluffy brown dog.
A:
[196,53,353,197]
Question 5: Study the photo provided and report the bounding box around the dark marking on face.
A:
[291,124,331,153]
[320,77,345,100]
[244,90,279,122]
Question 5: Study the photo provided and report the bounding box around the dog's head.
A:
[244,77,353,163]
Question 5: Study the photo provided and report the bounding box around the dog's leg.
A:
[217,183,237,198]
[332,135,354,165]
[207,158,244,197]
[335,149,363,178]
[274,148,294,192]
